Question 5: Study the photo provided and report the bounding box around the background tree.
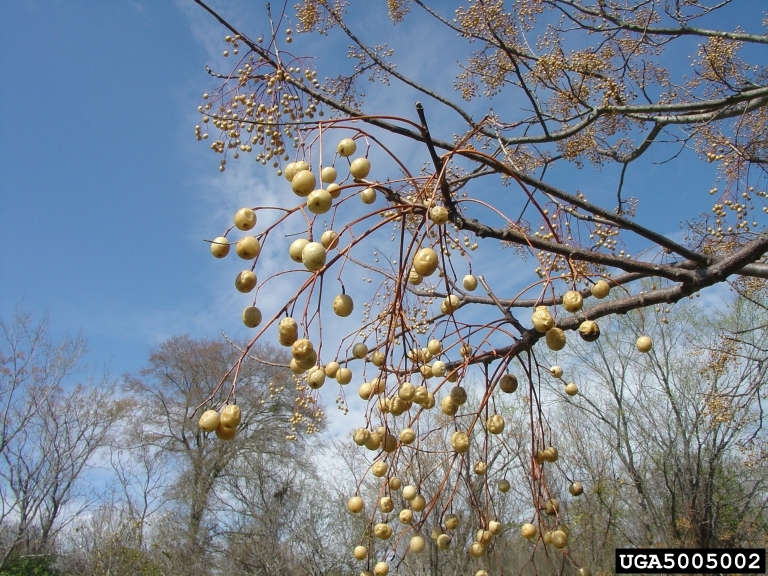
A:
[122,335,324,575]
[0,309,127,570]
[3,304,766,576]
[216,451,349,576]
[58,497,164,576]
[0,310,124,572]
[547,294,768,571]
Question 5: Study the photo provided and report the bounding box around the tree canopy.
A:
[191,1,768,574]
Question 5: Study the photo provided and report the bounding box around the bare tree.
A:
[0,308,82,462]
[58,496,163,576]
[107,442,171,549]
[548,294,768,571]
[0,309,124,571]
[214,446,351,576]
[123,335,321,575]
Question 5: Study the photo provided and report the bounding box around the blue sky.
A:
[0,0,753,398]
[1,2,227,376]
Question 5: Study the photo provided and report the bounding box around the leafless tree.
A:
[547,294,768,572]
[123,335,321,575]
[0,309,124,570]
